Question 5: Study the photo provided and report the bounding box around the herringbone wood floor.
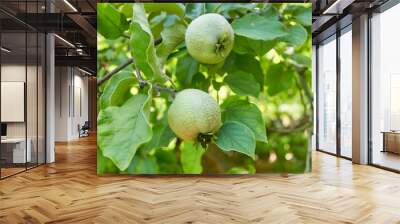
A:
[1,136,400,224]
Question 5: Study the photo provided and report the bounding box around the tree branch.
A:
[295,75,307,113]
[97,58,133,86]
[288,60,313,105]
[297,70,313,105]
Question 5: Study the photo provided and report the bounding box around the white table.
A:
[1,138,31,163]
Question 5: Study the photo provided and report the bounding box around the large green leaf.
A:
[139,117,176,154]
[155,149,182,174]
[97,3,129,39]
[266,64,296,96]
[130,4,164,81]
[123,154,159,174]
[224,70,260,97]
[149,12,167,40]
[234,54,264,89]
[119,4,133,19]
[185,3,205,20]
[217,3,255,15]
[293,6,312,26]
[99,71,135,110]
[291,53,311,67]
[156,23,186,64]
[282,24,308,46]
[215,121,256,159]
[180,141,205,174]
[144,3,186,18]
[97,148,119,174]
[219,53,264,89]
[175,52,199,87]
[232,14,287,41]
[259,4,279,20]
[97,88,152,171]
[233,35,275,56]
[192,73,209,92]
[222,99,267,142]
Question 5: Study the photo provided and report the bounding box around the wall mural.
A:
[97,3,312,174]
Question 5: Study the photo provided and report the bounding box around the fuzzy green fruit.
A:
[185,13,234,64]
[168,89,222,141]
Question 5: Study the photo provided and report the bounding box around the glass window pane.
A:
[38,32,45,165]
[27,31,38,169]
[340,28,352,158]
[1,29,27,177]
[371,4,400,171]
[318,36,337,154]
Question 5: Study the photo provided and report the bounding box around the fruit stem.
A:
[197,133,213,149]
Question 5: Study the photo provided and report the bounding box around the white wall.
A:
[54,67,89,141]
[55,67,69,141]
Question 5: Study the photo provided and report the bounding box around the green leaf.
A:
[120,4,133,19]
[156,23,186,64]
[155,148,182,174]
[144,3,186,18]
[224,70,260,97]
[149,12,167,40]
[220,53,264,89]
[97,87,153,171]
[266,64,295,96]
[291,53,311,67]
[180,141,205,174]
[130,4,164,81]
[176,52,199,87]
[97,4,129,39]
[233,35,275,56]
[185,3,205,20]
[234,54,264,89]
[282,24,307,46]
[123,155,159,174]
[140,117,176,154]
[215,121,256,159]
[99,71,135,110]
[217,3,255,14]
[259,4,279,20]
[192,73,209,92]
[232,14,287,41]
[97,148,119,174]
[222,99,267,142]
[293,6,312,26]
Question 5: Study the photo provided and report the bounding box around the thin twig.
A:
[288,60,313,105]
[97,58,133,86]
[132,57,147,88]
[297,70,313,105]
[295,77,307,112]
[154,83,176,98]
